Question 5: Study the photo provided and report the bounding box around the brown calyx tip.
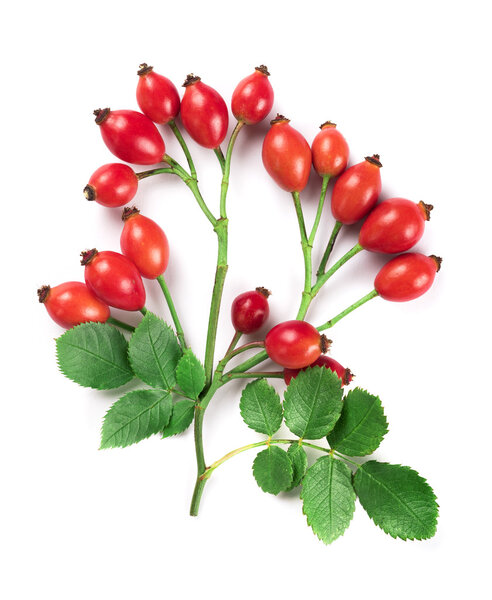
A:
[255,65,270,76]
[419,201,434,221]
[255,286,271,298]
[320,120,337,129]
[122,206,140,221]
[93,108,110,125]
[138,63,153,76]
[182,73,201,87]
[320,335,332,354]
[37,285,50,304]
[343,368,354,386]
[84,185,96,201]
[270,113,290,125]
[80,248,98,266]
[429,255,443,272]
[365,154,382,168]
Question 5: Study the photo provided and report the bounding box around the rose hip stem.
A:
[156,275,187,349]
[317,289,379,331]
[317,220,343,276]
[107,316,136,332]
[214,146,226,173]
[168,119,197,179]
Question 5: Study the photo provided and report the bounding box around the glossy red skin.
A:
[265,320,321,369]
[137,70,180,124]
[181,80,229,149]
[311,126,349,177]
[284,355,352,386]
[231,290,269,333]
[97,110,165,165]
[231,70,274,125]
[375,253,438,302]
[84,251,146,311]
[359,198,427,253]
[120,214,169,279]
[87,163,138,208]
[42,282,110,329]
[331,159,381,224]
[262,121,312,192]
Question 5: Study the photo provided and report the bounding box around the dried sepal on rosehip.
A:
[311,121,349,178]
[136,63,180,125]
[231,65,274,125]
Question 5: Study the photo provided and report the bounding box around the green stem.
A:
[136,167,175,179]
[140,306,148,316]
[227,349,269,374]
[311,242,364,298]
[214,146,226,174]
[308,175,330,246]
[317,220,343,276]
[222,371,284,381]
[168,119,196,180]
[107,316,135,332]
[332,452,361,468]
[317,289,379,331]
[225,331,242,357]
[156,275,187,349]
[222,341,265,364]
[220,121,244,218]
[292,192,312,311]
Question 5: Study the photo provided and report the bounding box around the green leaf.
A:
[175,349,205,400]
[301,455,356,544]
[100,389,173,449]
[286,443,308,490]
[128,312,181,389]
[56,322,133,390]
[327,388,388,456]
[353,461,438,540]
[161,399,195,438]
[252,446,293,495]
[283,366,343,439]
[239,379,283,436]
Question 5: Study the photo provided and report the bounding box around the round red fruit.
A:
[94,108,165,165]
[84,163,138,208]
[331,155,382,224]
[120,207,169,279]
[180,75,229,149]
[231,287,270,334]
[374,253,442,302]
[136,63,180,124]
[231,65,274,125]
[262,115,312,192]
[37,281,110,329]
[284,355,353,386]
[265,320,329,369]
[81,249,146,311]
[359,198,433,253]
[311,122,349,178]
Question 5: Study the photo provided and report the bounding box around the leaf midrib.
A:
[60,340,131,374]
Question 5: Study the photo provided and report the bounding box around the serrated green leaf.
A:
[161,399,195,438]
[100,389,172,449]
[128,312,181,389]
[56,322,133,390]
[252,446,293,495]
[175,350,205,400]
[328,388,388,456]
[301,455,356,544]
[283,367,343,439]
[353,461,438,540]
[239,380,283,436]
[286,443,308,490]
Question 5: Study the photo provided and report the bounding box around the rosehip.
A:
[84,163,138,208]
[284,355,353,386]
[262,115,312,192]
[136,63,180,125]
[265,320,330,369]
[94,108,165,165]
[81,249,146,311]
[37,281,110,329]
[231,287,270,334]
[331,155,382,224]
[231,65,274,125]
[359,198,433,253]
[311,121,349,178]
[120,207,169,279]
[374,253,442,302]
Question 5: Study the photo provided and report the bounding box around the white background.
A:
[2,0,490,597]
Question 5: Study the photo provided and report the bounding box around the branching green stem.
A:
[107,316,135,332]
[317,220,343,276]
[308,175,330,246]
[156,275,187,349]
[168,119,197,179]
[317,289,379,331]
[292,191,312,308]
[214,146,226,174]
[222,371,284,381]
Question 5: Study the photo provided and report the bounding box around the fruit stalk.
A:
[156,275,187,349]
[317,289,379,330]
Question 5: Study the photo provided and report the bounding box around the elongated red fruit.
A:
[359,198,433,253]
[84,163,138,208]
[231,65,274,125]
[180,75,228,149]
[37,282,110,329]
[94,108,165,165]
[262,115,312,192]
[284,355,353,386]
[120,207,169,279]
[136,63,180,124]
[331,155,382,224]
[265,320,330,369]
[231,287,270,333]
[311,122,349,178]
[81,249,146,311]
[375,253,442,301]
